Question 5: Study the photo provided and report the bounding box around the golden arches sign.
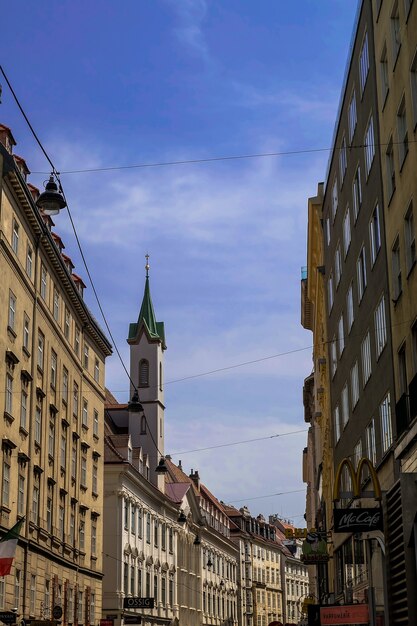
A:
[333,457,382,502]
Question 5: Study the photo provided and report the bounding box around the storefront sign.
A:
[333,507,383,533]
[123,598,154,609]
[320,604,369,624]
[333,457,382,501]
[301,533,329,563]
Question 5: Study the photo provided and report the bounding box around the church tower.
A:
[127,256,166,490]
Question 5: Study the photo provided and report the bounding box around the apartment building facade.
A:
[320,0,397,621]
[372,0,417,622]
[0,126,112,623]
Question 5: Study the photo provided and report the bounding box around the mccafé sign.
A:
[333,457,383,534]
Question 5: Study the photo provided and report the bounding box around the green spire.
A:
[128,256,166,346]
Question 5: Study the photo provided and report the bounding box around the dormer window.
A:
[139,359,149,387]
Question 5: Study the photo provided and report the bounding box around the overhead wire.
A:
[25,138,417,176]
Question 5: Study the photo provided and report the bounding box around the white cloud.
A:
[166,0,209,59]
[233,82,339,123]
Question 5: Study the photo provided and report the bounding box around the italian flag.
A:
[0,518,24,575]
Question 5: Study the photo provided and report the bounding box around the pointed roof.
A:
[128,276,166,347]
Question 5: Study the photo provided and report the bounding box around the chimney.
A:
[178,460,182,471]
[189,469,200,491]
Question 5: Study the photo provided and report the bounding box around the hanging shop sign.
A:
[333,457,382,502]
[300,532,329,563]
[320,604,369,625]
[334,507,383,533]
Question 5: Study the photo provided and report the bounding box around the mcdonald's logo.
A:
[333,457,382,502]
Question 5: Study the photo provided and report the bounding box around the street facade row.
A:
[0,127,308,626]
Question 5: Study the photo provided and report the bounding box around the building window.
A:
[91,519,97,554]
[331,179,338,221]
[20,390,28,430]
[398,344,408,395]
[380,393,393,453]
[14,569,21,611]
[60,431,67,468]
[351,361,360,408]
[75,326,80,356]
[357,246,367,302]
[338,314,345,357]
[94,358,100,383]
[169,526,173,552]
[386,138,396,200]
[5,374,13,416]
[380,43,389,105]
[35,407,42,446]
[26,245,33,278]
[154,519,159,547]
[364,115,375,177]
[328,273,334,313]
[375,296,387,358]
[392,237,402,300]
[53,288,60,322]
[90,592,95,625]
[335,244,342,287]
[30,575,36,615]
[79,519,85,551]
[343,206,351,257]
[352,166,362,221]
[64,308,71,340]
[162,523,166,550]
[93,409,99,437]
[404,203,416,274]
[146,513,151,543]
[77,591,83,623]
[81,455,87,487]
[59,504,65,540]
[397,96,409,166]
[361,332,372,386]
[341,383,349,429]
[366,418,376,464]
[331,337,337,379]
[73,382,79,417]
[8,291,16,331]
[339,136,347,183]
[354,439,362,468]
[348,91,357,142]
[138,508,143,538]
[369,204,381,265]
[139,359,150,387]
[50,350,57,389]
[62,367,68,404]
[40,265,47,300]
[23,314,30,351]
[12,219,19,254]
[325,217,331,246]
[359,31,369,94]
[70,507,75,544]
[32,478,39,523]
[48,421,55,458]
[334,405,341,443]
[391,1,401,61]
[92,462,98,494]
[37,332,44,370]
[2,461,10,507]
[346,283,354,332]
[83,344,89,370]
[82,398,88,427]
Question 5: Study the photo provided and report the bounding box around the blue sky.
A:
[2,1,358,522]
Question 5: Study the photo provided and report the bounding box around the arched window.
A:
[140,415,146,435]
[159,362,163,392]
[139,359,149,387]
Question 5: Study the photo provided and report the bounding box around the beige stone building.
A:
[301,183,334,602]
[0,125,112,622]
[224,507,283,626]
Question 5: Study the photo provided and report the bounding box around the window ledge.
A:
[3,411,14,424]
[22,346,31,358]
[7,326,17,339]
